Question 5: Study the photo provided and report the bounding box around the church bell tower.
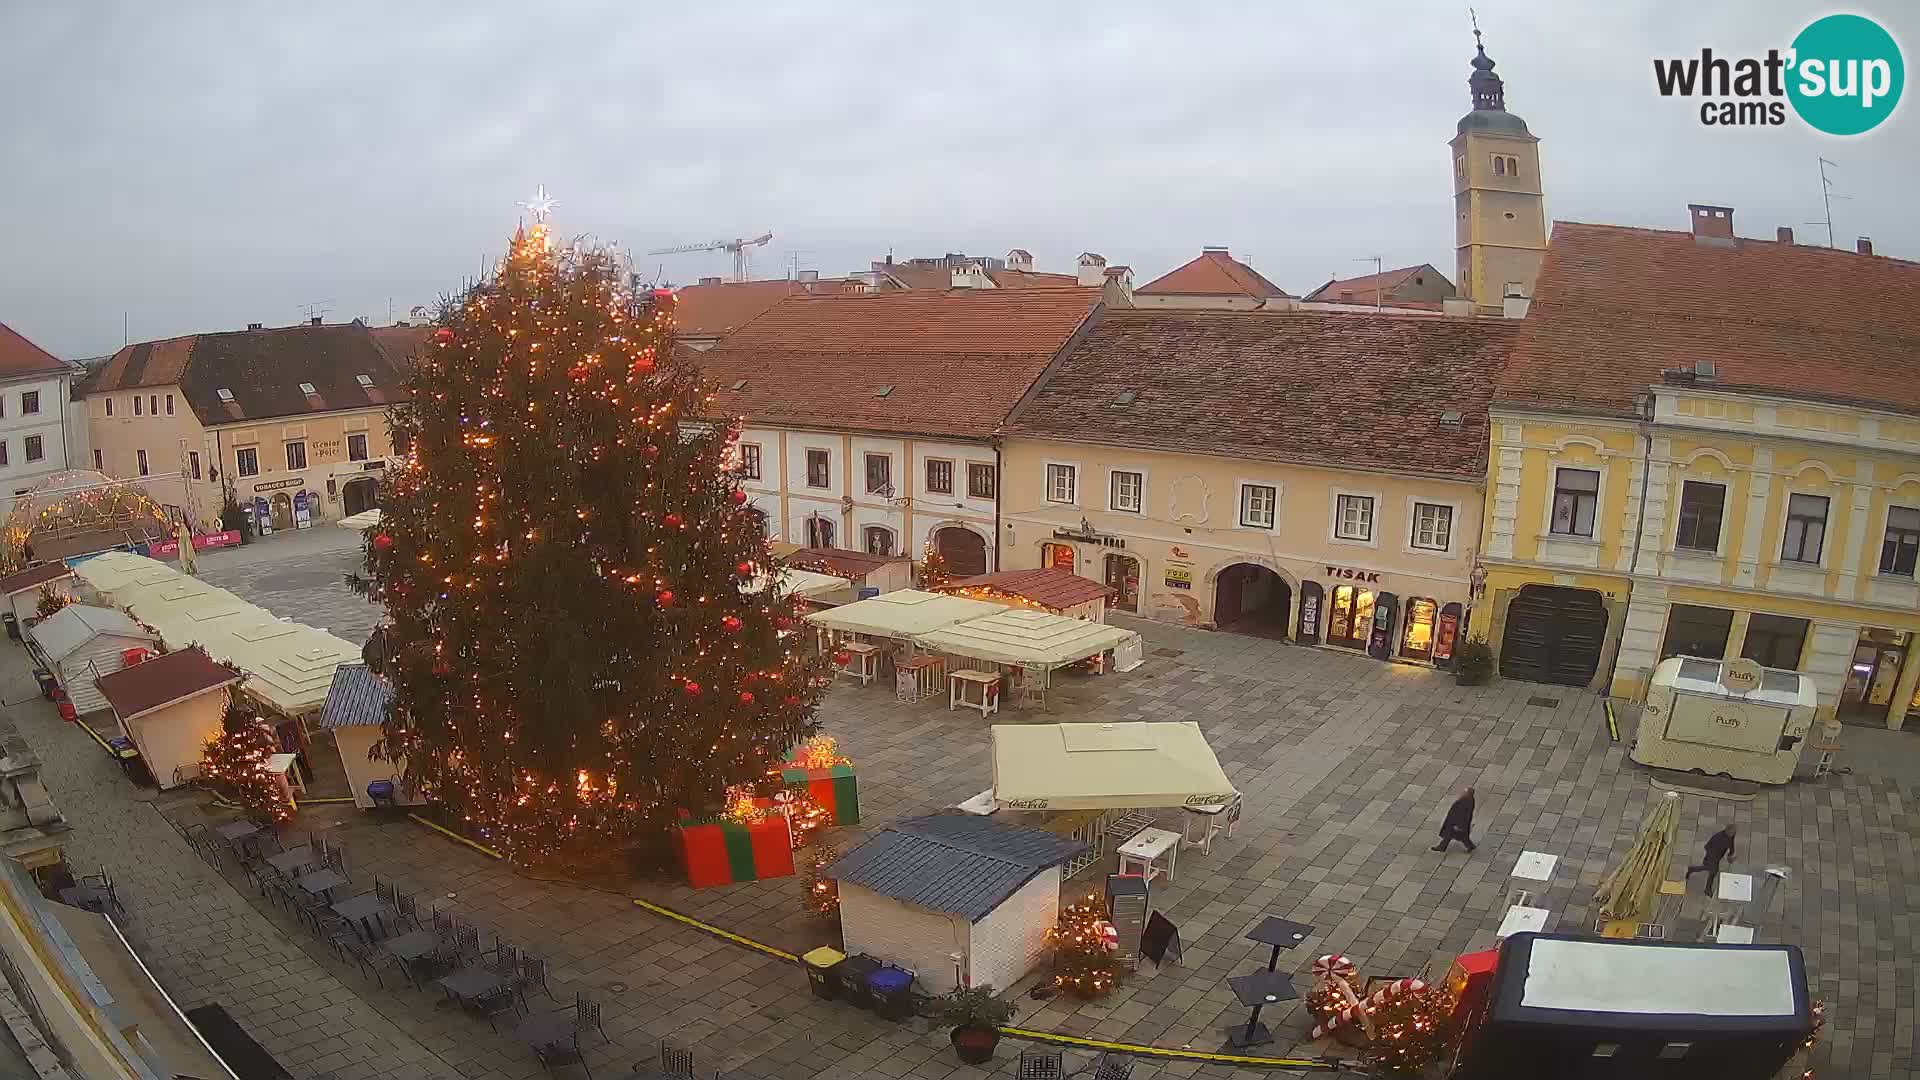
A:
[1450,29,1547,313]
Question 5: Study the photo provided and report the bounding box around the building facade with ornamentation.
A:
[1000,308,1515,665]
[0,324,86,516]
[1476,208,1920,728]
[77,320,415,532]
[695,286,1107,576]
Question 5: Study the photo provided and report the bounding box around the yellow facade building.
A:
[1479,210,1920,728]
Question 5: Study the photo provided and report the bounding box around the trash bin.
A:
[867,967,914,1021]
[802,946,846,1001]
[836,954,880,1009]
[33,671,55,699]
[3,612,17,640]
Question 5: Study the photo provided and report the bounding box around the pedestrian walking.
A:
[1432,786,1477,853]
[1685,824,1737,895]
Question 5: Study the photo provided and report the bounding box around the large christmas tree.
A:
[361,218,829,866]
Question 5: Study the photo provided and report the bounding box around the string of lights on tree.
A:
[918,540,952,591]
[200,692,293,825]
[357,200,830,867]
[1046,897,1121,998]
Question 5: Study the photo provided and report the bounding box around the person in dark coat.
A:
[1432,787,1477,852]
[1685,824,1737,895]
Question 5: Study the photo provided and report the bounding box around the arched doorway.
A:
[805,515,836,549]
[1500,585,1607,686]
[1213,562,1291,638]
[270,492,294,532]
[934,526,988,576]
[1103,553,1140,614]
[863,526,896,556]
[342,477,379,517]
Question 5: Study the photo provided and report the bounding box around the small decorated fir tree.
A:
[918,541,952,590]
[200,694,290,825]
[34,585,71,620]
[1045,897,1121,997]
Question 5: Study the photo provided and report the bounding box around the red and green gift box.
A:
[780,762,859,826]
[675,809,795,888]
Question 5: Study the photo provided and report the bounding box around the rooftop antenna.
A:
[1806,157,1848,248]
[1354,255,1384,311]
[297,300,333,323]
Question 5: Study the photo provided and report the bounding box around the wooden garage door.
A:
[1500,585,1608,687]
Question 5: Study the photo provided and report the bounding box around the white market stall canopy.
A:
[337,509,383,530]
[746,567,847,600]
[991,722,1236,811]
[915,608,1139,671]
[71,552,181,606]
[803,589,1003,640]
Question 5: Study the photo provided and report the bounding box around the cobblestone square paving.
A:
[5,527,1912,1079]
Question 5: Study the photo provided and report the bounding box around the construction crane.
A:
[646,233,773,282]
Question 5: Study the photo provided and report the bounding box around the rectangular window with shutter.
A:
[1335,494,1374,541]
[1109,470,1142,513]
[1045,464,1076,504]
[967,462,996,500]
[805,448,831,488]
[1411,502,1452,551]
[864,453,891,495]
[1240,484,1276,529]
[1674,481,1726,552]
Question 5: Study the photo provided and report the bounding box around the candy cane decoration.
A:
[1312,954,1358,980]
[1309,972,1427,1039]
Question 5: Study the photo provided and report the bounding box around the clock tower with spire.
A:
[1450,28,1547,313]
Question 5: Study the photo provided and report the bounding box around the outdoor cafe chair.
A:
[515,953,552,1005]
[657,1040,694,1078]
[577,992,608,1043]
[1089,1053,1136,1080]
[533,1038,593,1078]
[395,892,420,931]
[325,845,347,876]
[1018,1048,1064,1079]
[487,941,519,977]
[374,877,397,908]
[79,872,122,916]
[432,906,454,935]
[474,984,521,1033]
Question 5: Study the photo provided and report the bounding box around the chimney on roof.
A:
[951,263,993,290]
[309,315,323,326]
[1202,246,1230,254]
[1777,226,1795,245]
[1006,249,1034,273]
[698,276,722,286]
[247,322,263,331]
[1858,237,1874,256]
[1076,252,1107,287]
[796,269,819,282]
[1688,203,1736,246]
[1442,297,1474,318]
[1102,266,1134,306]
[1502,285,1531,320]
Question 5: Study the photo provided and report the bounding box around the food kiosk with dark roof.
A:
[1453,933,1810,1079]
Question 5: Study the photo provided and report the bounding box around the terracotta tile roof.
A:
[86,322,407,425]
[0,562,74,597]
[943,568,1113,610]
[1007,310,1516,480]
[1136,249,1290,299]
[1500,222,1920,419]
[96,646,239,721]
[988,270,1081,289]
[875,265,953,291]
[782,547,908,578]
[697,287,1102,440]
[0,323,69,378]
[673,280,809,340]
[369,325,432,366]
[1302,264,1447,304]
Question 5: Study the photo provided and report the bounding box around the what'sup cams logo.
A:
[1654,13,1903,134]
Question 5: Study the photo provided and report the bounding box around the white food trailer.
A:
[1632,657,1818,785]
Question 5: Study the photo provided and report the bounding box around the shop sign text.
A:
[1325,565,1382,583]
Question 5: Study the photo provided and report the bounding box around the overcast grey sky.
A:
[3,1,1914,358]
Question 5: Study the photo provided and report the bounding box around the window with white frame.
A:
[24,436,42,463]
[738,443,762,480]
[1240,484,1276,529]
[1550,468,1600,537]
[1335,494,1374,541]
[1411,502,1453,551]
[285,440,307,470]
[21,391,40,416]
[236,447,259,477]
[348,433,369,461]
[1781,493,1829,564]
[1046,463,1076,504]
[926,458,953,495]
[967,462,996,500]
[1883,506,1920,578]
[137,449,149,476]
[805,448,831,488]
[864,453,892,495]
[1109,470,1143,513]
[1673,480,1726,552]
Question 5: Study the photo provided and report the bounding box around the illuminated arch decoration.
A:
[3,470,172,570]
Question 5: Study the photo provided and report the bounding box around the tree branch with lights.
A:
[361,220,830,870]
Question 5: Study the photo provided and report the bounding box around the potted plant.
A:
[941,985,1013,1065]
[1453,638,1494,687]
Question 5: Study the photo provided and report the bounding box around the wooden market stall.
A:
[803,589,1004,686]
[914,607,1144,702]
[826,812,1084,995]
[936,567,1114,622]
[27,605,157,716]
[95,647,242,790]
[0,562,76,633]
[318,663,422,809]
[780,547,913,604]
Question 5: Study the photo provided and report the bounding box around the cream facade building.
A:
[1002,309,1516,666]
[78,321,414,532]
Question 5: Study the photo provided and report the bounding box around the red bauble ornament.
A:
[784,695,800,707]
[730,489,748,505]
[833,650,852,666]
[655,589,675,607]
[432,661,450,677]
[568,363,591,381]
[738,691,756,705]
[629,356,656,376]
[683,681,701,695]
[721,615,743,633]
[662,512,684,529]
[774,615,792,631]
[372,532,395,551]
[736,561,755,577]
[651,288,674,302]
[433,327,455,345]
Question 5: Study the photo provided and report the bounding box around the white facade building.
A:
[0,324,84,516]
